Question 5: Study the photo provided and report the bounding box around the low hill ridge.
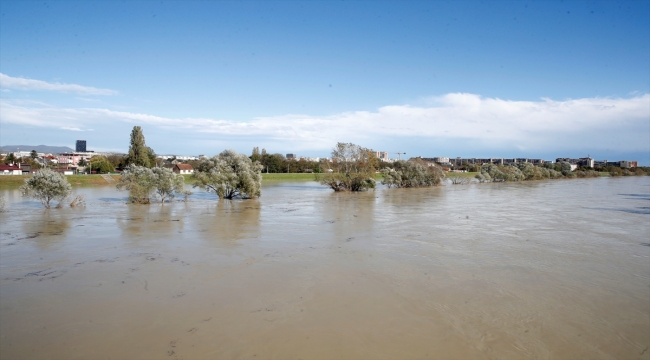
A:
[0,145,75,154]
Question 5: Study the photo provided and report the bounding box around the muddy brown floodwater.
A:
[1,177,649,359]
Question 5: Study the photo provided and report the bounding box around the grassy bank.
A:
[183,173,318,183]
[2,173,320,189]
[0,174,121,189]
[262,173,318,181]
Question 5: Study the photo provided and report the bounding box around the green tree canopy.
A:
[124,126,151,168]
[320,142,376,192]
[250,147,262,163]
[89,156,115,174]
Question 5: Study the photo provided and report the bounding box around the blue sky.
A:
[1,0,649,163]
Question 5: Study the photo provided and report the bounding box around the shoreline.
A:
[0,171,620,190]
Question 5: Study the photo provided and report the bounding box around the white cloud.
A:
[0,73,118,95]
[1,93,648,153]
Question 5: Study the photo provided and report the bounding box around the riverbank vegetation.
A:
[320,143,377,192]
[117,165,188,204]
[381,159,444,188]
[474,162,649,183]
[192,150,262,199]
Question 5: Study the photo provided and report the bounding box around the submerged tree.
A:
[475,172,491,183]
[117,165,186,204]
[448,175,470,185]
[20,169,73,208]
[151,167,187,203]
[381,160,444,188]
[480,164,525,182]
[320,142,376,192]
[117,165,155,203]
[124,126,152,168]
[192,150,263,199]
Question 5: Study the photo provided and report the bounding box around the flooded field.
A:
[1,177,649,359]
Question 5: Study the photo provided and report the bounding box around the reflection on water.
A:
[19,210,71,248]
[0,178,649,360]
[193,199,261,245]
[118,202,186,240]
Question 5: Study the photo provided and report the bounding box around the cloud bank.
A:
[0,73,118,95]
[1,93,648,154]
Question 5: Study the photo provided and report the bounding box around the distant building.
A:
[0,164,23,175]
[173,164,194,174]
[286,153,295,159]
[76,140,87,152]
[18,163,32,174]
[620,160,638,168]
[157,155,198,161]
[375,151,389,161]
[578,157,594,168]
[57,153,92,166]
[557,157,595,168]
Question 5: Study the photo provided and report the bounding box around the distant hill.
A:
[0,145,75,154]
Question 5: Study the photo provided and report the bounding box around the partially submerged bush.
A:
[320,142,377,192]
[480,164,525,182]
[68,195,86,207]
[20,169,73,209]
[448,175,470,185]
[381,160,444,188]
[475,172,491,183]
[117,165,186,204]
[192,150,262,199]
[575,170,599,178]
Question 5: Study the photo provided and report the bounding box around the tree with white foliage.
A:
[20,169,72,209]
[192,150,263,199]
[117,165,186,204]
[381,160,444,188]
[151,167,187,203]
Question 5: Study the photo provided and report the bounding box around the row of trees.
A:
[250,147,325,173]
[17,128,647,207]
[117,165,188,204]
[319,142,444,191]
[116,150,263,204]
[475,162,600,183]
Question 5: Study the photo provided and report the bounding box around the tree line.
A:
[13,127,649,208]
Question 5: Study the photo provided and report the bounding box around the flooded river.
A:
[1,177,649,359]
